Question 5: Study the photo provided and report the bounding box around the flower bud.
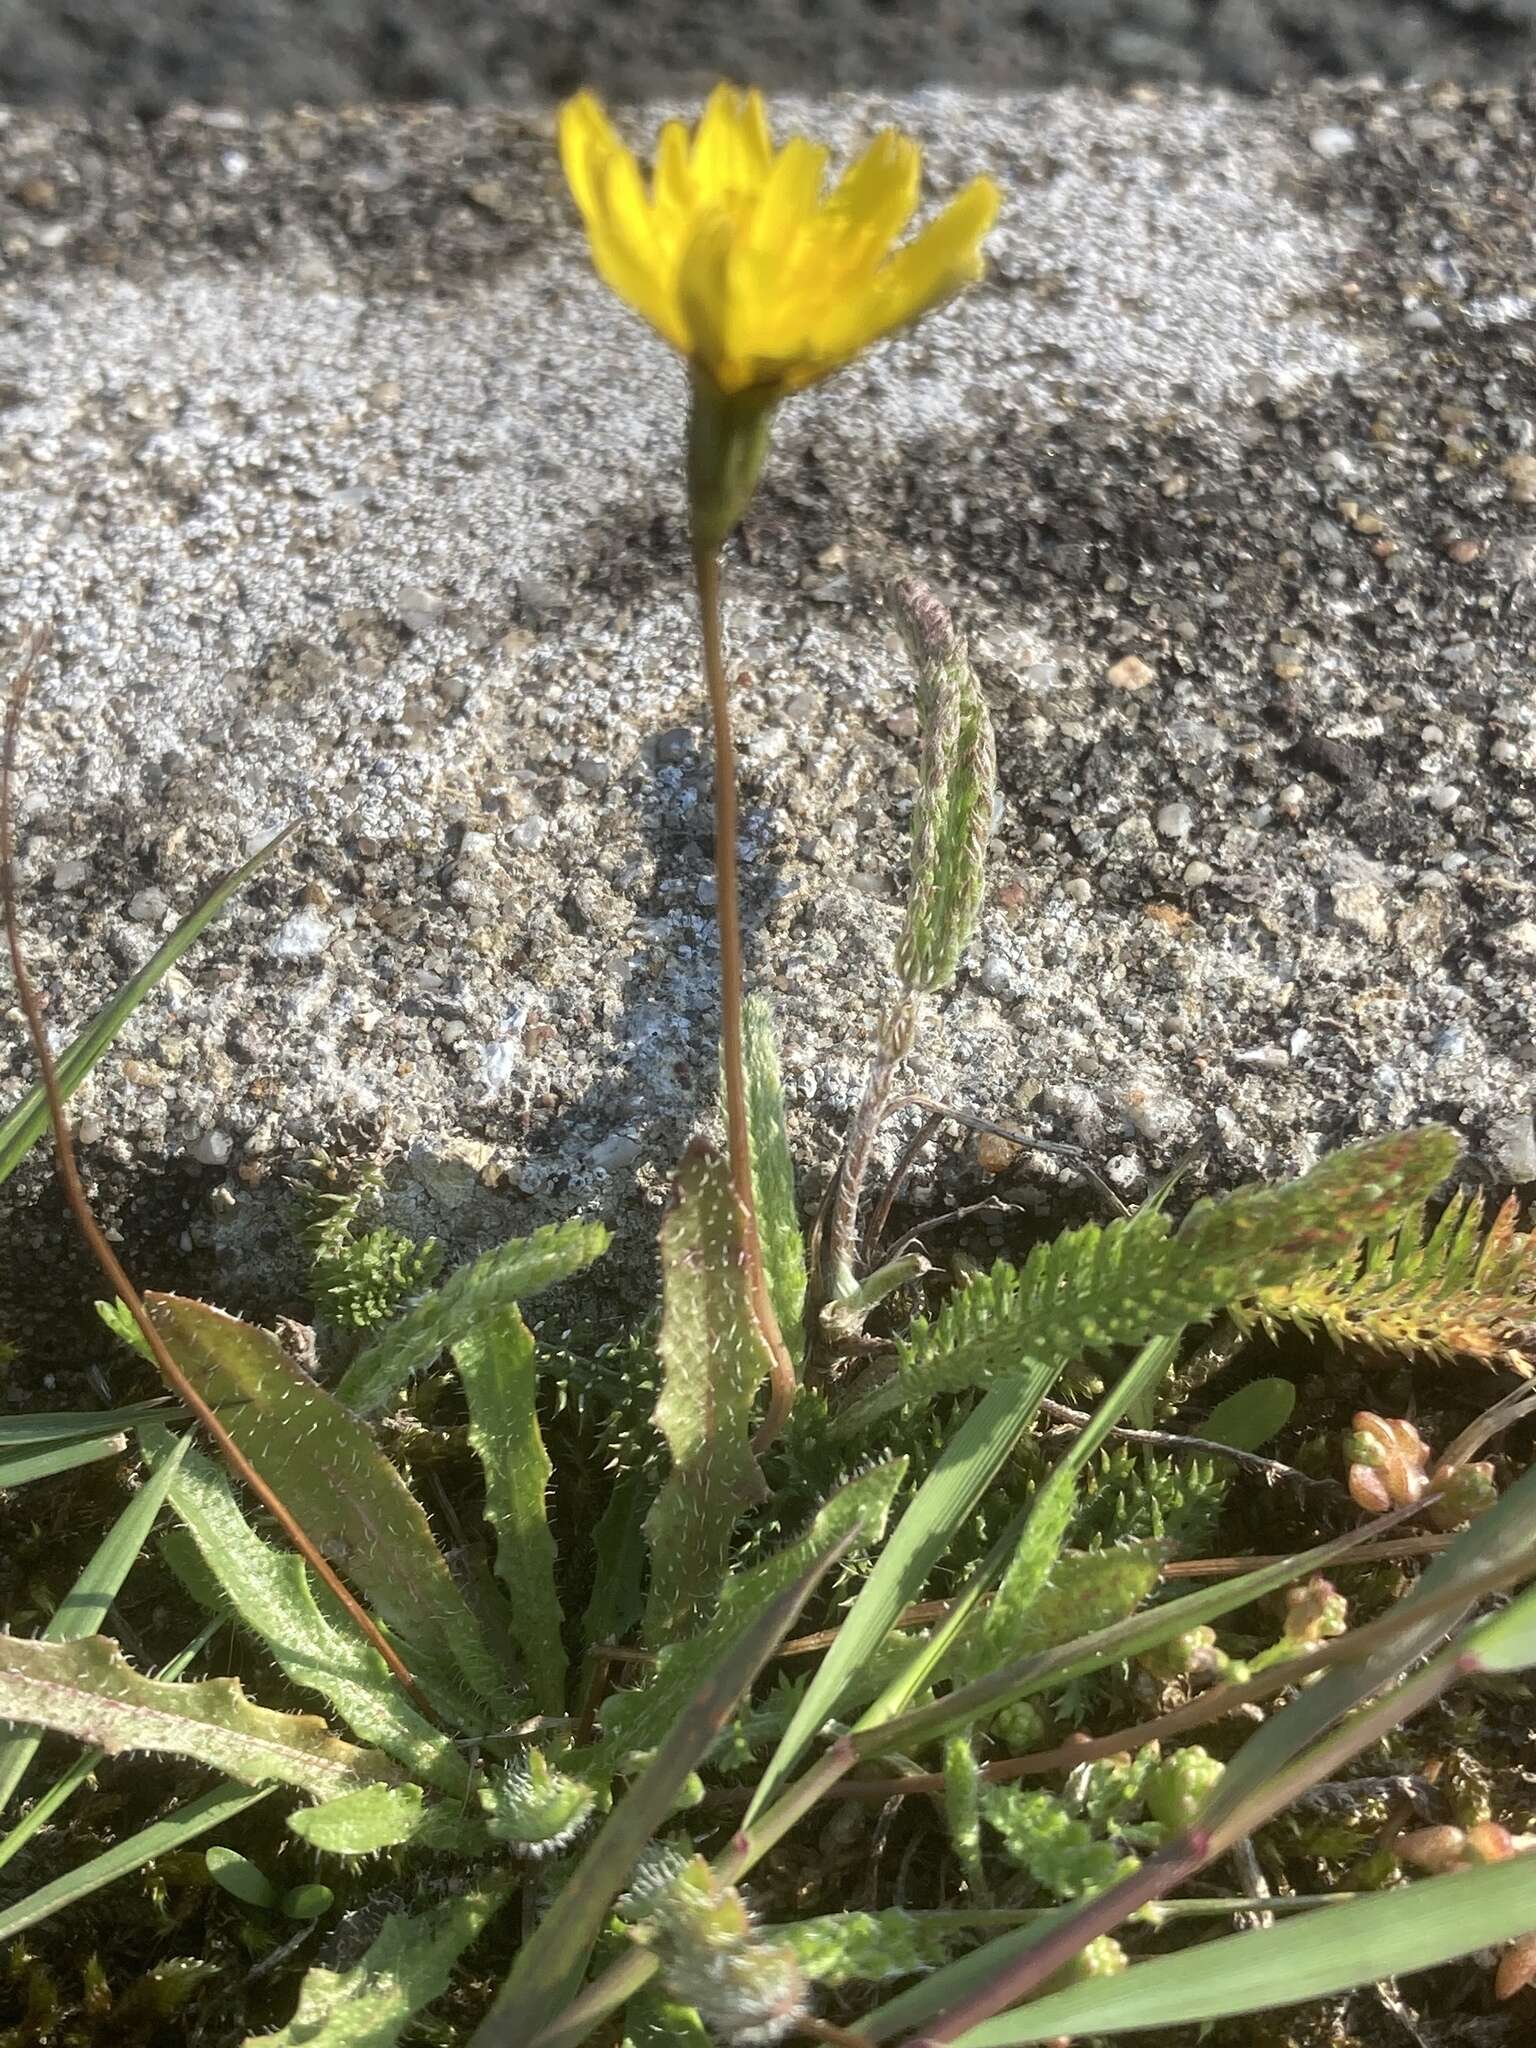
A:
[1144,1746,1224,1830]
[1139,1625,1228,1684]
[1346,1412,1430,1511]
[1426,1459,1497,1531]
[1283,1576,1348,1645]
[1395,1825,1467,1874]
[1495,1931,1536,2000]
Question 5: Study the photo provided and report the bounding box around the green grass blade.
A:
[936,1860,1536,2044]
[746,1364,1065,1827]
[0,1400,174,1444]
[0,1433,128,1487]
[0,1781,271,1943]
[0,1431,191,1817]
[455,1306,568,1717]
[471,1530,858,2046]
[967,1336,1176,1671]
[0,824,298,1187]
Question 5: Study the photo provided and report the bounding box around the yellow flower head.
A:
[559,84,1000,400]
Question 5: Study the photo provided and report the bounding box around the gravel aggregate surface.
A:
[2,80,1535,1365]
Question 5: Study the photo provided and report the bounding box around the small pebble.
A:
[1309,124,1356,159]
[1106,654,1155,692]
[269,906,333,962]
[1063,876,1093,906]
[1155,801,1195,841]
[1491,1111,1536,1185]
[189,1129,234,1167]
[51,858,89,892]
[1425,783,1461,814]
[979,953,1028,1000]
[510,815,547,851]
[655,726,695,765]
[1182,859,1213,889]
[591,1131,643,1172]
[128,887,169,923]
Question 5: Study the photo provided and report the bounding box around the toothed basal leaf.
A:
[145,1295,517,1728]
[0,1635,399,1800]
[455,1305,569,1717]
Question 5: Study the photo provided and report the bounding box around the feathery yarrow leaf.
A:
[837,1130,1462,1433]
[1234,1188,1536,1368]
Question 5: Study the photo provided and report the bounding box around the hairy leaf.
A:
[246,1884,511,2047]
[144,1426,467,1791]
[286,1784,428,1856]
[644,1141,772,1645]
[593,1461,904,1769]
[890,577,996,997]
[146,1294,515,1728]
[743,994,807,1362]
[454,1305,568,1717]
[0,1635,399,1799]
[337,1219,609,1417]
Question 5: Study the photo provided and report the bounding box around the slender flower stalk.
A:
[559,84,999,1444]
[691,538,797,1448]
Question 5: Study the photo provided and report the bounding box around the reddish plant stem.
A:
[693,544,797,1452]
[2,642,431,1718]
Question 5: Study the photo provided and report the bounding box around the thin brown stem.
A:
[693,543,797,1452]
[2,642,431,1718]
[1037,1396,1335,1492]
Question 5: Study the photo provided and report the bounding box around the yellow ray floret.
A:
[559,84,1001,398]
